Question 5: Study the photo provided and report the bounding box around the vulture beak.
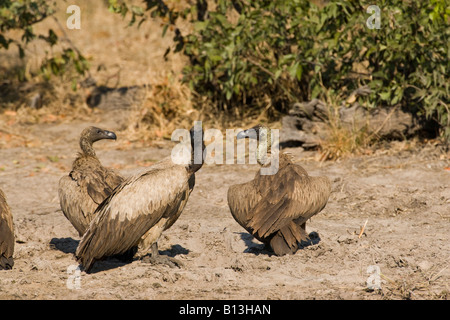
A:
[236,128,258,140]
[102,130,117,140]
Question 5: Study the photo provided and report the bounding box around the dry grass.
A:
[379,261,450,300]
[120,74,197,142]
[319,115,373,161]
[318,86,375,161]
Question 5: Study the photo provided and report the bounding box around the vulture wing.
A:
[73,166,123,205]
[76,164,191,271]
[227,180,261,232]
[58,175,97,236]
[248,163,331,239]
[227,171,310,255]
[58,164,123,236]
[0,189,14,269]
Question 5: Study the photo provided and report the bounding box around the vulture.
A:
[227,124,331,256]
[58,126,124,236]
[76,125,204,272]
[0,188,14,270]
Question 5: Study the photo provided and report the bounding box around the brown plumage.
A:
[75,125,204,272]
[0,188,14,270]
[227,125,331,256]
[58,126,124,236]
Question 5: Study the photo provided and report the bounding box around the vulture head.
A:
[237,124,271,141]
[79,126,117,157]
[237,124,276,166]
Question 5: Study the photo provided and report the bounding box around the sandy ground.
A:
[0,117,449,300]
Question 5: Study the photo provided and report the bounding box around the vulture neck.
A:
[80,138,96,157]
[188,144,204,173]
[256,133,275,166]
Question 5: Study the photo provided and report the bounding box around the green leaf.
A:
[194,21,207,32]
[274,69,282,80]
[296,64,303,81]
[162,23,169,37]
[379,91,391,101]
[225,89,232,100]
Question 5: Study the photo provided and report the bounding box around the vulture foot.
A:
[141,254,183,268]
[140,242,183,268]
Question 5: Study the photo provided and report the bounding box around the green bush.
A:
[0,0,53,56]
[117,0,450,139]
[0,0,89,83]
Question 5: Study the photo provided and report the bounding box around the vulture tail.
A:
[269,222,308,256]
[270,232,296,256]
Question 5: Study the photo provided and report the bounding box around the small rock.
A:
[417,260,433,271]
[337,235,356,244]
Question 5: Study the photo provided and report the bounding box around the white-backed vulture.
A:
[0,188,14,270]
[227,124,331,256]
[58,126,124,236]
[76,125,204,272]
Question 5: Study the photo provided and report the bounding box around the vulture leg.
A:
[300,222,309,240]
[141,242,183,268]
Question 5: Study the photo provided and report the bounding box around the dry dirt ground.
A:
[0,117,449,300]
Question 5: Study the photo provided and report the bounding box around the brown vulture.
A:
[58,126,124,236]
[227,124,331,256]
[76,125,204,272]
[0,188,14,270]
